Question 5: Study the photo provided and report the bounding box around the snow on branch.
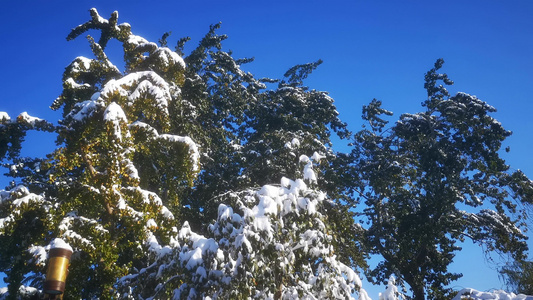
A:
[119,170,367,299]
[130,121,200,173]
[453,288,533,300]
[100,71,176,115]
[0,111,55,132]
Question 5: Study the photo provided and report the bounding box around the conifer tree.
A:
[0,8,366,299]
[350,59,533,299]
[118,161,366,299]
[1,9,198,299]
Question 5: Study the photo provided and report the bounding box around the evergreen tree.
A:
[166,16,366,274]
[350,59,533,299]
[0,8,366,299]
[118,158,366,299]
[1,8,199,299]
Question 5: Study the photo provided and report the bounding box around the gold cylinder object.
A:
[43,247,73,295]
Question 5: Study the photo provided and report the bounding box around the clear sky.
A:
[1,0,532,298]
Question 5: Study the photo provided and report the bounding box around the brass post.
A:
[43,245,72,298]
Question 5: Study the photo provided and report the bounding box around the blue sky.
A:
[1,0,532,298]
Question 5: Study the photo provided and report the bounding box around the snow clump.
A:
[453,288,533,300]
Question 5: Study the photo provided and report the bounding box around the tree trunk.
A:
[412,285,425,300]
[404,275,425,300]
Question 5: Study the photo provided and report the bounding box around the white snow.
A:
[155,47,186,69]
[17,112,44,126]
[124,159,139,180]
[299,154,318,183]
[379,276,404,300]
[183,247,203,270]
[159,134,200,172]
[0,187,46,232]
[258,184,281,199]
[160,206,174,220]
[311,151,326,162]
[90,8,108,25]
[0,112,10,122]
[57,212,109,251]
[285,137,300,149]
[303,162,317,183]
[280,176,291,188]
[359,289,373,300]
[12,192,44,208]
[28,245,48,266]
[218,204,233,220]
[299,153,325,184]
[103,102,128,141]
[49,238,73,252]
[118,161,369,299]
[100,71,176,117]
[146,218,158,229]
[127,34,150,47]
[453,288,533,300]
[68,100,99,121]
[70,56,92,71]
[65,77,91,89]
[146,233,173,258]
[299,154,310,163]
[103,102,127,123]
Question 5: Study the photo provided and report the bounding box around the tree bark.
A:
[412,286,425,300]
[404,274,425,300]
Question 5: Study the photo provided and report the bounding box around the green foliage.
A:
[2,8,532,300]
[283,59,324,86]
[1,8,196,299]
[351,59,533,299]
[0,8,365,299]
[500,259,533,295]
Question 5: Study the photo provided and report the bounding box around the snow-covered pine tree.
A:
[350,59,533,300]
[158,15,367,274]
[234,59,366,273]
[0,112,56,300]
[1,9,197,299]
[118,156,367,299]
[0,8,367,299]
